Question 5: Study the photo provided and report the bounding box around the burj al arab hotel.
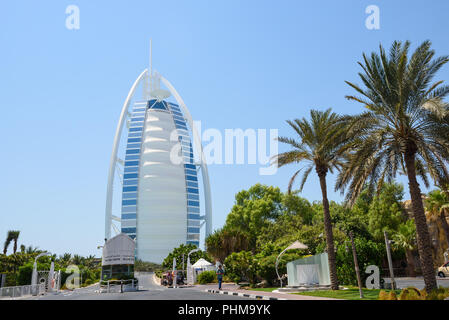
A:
[104,45,212,263]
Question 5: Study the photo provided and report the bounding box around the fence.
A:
[99,279,136,293]
[0,284,46,299]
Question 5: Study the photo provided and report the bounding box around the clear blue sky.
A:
[1,0,449,257]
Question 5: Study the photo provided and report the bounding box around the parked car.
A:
[437,262,449,278]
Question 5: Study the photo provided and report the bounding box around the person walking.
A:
[216,265,224,290]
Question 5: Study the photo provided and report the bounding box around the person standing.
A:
[216,265,224,290]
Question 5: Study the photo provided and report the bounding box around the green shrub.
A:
[84,279,93,286]
[197,271,216,284]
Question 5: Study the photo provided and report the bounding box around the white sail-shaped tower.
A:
[104,49,212,263]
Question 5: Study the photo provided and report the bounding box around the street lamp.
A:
[97,245,105,282]
[275,241,308,288]
[187,248,201,285]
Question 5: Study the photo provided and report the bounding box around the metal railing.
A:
[99,279,136,293]
[0,284,46,299]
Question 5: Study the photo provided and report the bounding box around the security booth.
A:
[101,233,135,280]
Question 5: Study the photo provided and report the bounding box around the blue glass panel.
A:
[187,181,198,188]
[187,188,199,194]
[122,206,137,213]
[184,164,196,169]
[122,199,137,206]
[125,161,139,166]
[128,132,142,137]
[129,127,143,132]
[187,194,200,200]
[128,138,142,143]
[188,206,200,213]
[188,200,200,207]
[187,227,200,233]
[185,169,197,176]
[127,143,141,149]
[186,175,198,182]
[122,227,136,233]
[124,166,138,173]
[131,117,145,122]
[123,186,137,192]
[122,213,137,219]
[122,192,137,199]
[188,214,200,219]
[125,155,140,160]
[124,173,138,179]
[124,179,138,186]
[126,149,140,155]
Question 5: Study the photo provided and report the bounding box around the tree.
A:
[3,231,14,255]
[10,231,20,254]
[425,189,449,247]
[224,184,284,249]
[205,228,249,263]
[162,243,211,270]
[339,40,449,291]
[366,183,405,241]
[392,219,417,277]
[275,109,352,290]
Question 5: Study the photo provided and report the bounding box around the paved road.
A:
[24,273,249,300]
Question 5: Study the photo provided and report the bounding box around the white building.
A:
[104,48,212,263]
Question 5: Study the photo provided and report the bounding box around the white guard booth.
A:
[101,233,135,280]
[188,258,214,284]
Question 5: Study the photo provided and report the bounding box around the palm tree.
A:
[392,219,417,277]
[338,40,449,291]
[3,230,19,255]
[274,109,352,290]
[26,245,40,254]
[9,231,20,254]
[3,231,14,255]
[425,189,449,247]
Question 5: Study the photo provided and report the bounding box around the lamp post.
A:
[275,241,308,288]
[97,245,104,283]
[384,231,396,290]
[349,231,363,299]
[187,248,201,285]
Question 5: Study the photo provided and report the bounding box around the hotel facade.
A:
[104,63,212,263]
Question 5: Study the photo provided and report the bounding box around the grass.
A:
[293,286,401,300]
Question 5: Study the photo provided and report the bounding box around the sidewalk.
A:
[196,283,340,300]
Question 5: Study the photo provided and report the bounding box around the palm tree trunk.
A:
[404,150,437,292]
[439,211,449,248]
[13,239,18,254]
[405,249,416,277]
[317,168,339,290]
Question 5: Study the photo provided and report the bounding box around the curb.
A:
[205,289,287,300]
